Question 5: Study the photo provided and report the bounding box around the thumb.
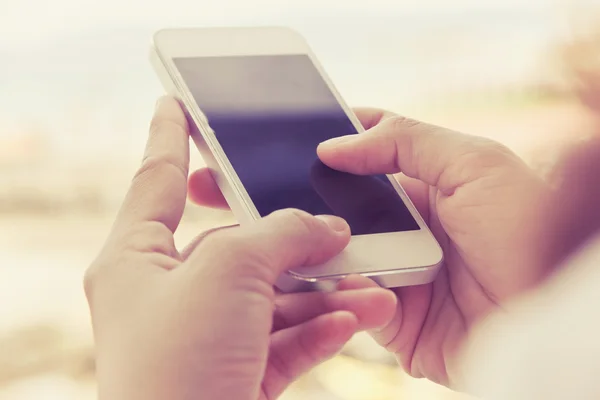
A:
[317,115,524,195]
[188,209,351,285]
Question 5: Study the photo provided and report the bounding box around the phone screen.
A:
[174,54,419,235]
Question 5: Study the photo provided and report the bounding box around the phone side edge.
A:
[276,261,442,293]
[149,44,254,225]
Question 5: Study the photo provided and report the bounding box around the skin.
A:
[189,107,552,387]
[85,97,398,400]
[89,96,600,398]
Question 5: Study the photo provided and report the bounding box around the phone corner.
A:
[151,28,170,48]
[430,242,445,268]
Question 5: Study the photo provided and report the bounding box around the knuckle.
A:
[149,118,186,139]
[113,222,147,248]
[140,220,170,238]
[82,263,98,302]
[354,107,396,129]
[128,221,175,255]
[458,139,516,170]
[382,116,421,170]
[271,209,323,264]
[387,115,422,132]
[83,255,113,305]
[134,154,186,185]
[198,228,268,269]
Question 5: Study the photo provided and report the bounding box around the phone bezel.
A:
[151,27,443,282]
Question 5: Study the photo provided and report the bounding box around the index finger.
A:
[114,96,190,233]
[309,160,419,233]
[319,112,524,195]
[352,107,396,129]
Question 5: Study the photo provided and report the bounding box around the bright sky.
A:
[0,0,575,49]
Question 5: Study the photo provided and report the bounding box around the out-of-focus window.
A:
[1,1,599,399]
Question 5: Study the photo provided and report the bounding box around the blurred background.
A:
[1,0,600,398]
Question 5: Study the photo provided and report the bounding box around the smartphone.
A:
[150,27,443,292]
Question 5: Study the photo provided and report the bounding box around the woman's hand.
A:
[84,97,397,400]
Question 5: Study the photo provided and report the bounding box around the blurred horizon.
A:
[2,1,596,214]
[0,1,589,145]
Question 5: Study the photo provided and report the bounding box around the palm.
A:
[355,155,548,386]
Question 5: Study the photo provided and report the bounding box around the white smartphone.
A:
[150,27,443,292]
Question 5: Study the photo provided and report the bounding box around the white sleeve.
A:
[459,234,600,400]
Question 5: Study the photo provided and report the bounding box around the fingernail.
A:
[320,135,356,147]
[316,215,350,233]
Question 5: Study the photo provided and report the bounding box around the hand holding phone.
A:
[86,98,398,400]
[150,27,443,292]
[149,26,556,389]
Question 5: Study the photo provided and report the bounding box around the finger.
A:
[114,96,190,233]
[336,276,399,338]
[261,311,358,400]
[309,160,420,234]
[186,109,397,210]
[354,108,430,221]
[352,107,397,129]
[337,274,381,291]
[337,274,431,373]
[272,288,396,332]
[189,209,351,285]
[318,114,523,195]
[354,108,431,222]
[188,168,229,209]
[181,109,395,209]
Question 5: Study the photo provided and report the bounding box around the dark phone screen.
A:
[174,54,419,235]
